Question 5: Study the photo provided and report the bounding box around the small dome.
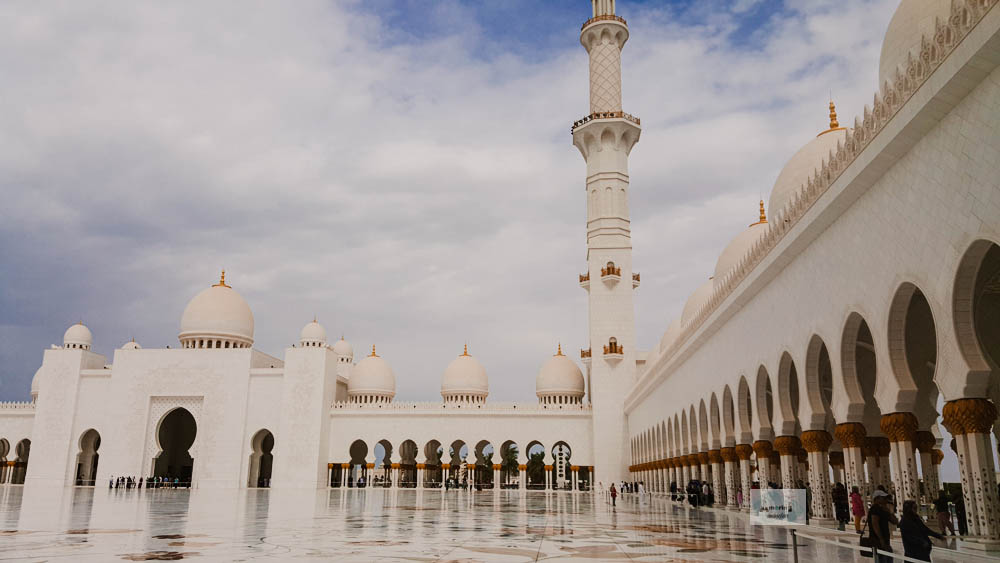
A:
[178,271,254,348]
[441,345,489,399]
[333,337,353,359]
[681,279,714,327]
[348,346,396,399]
[31,367,42,400]
[659,318,682,354]
[879,0,951,88]
[769,126,846,221]
[63,322,93,350]
[121,339,141,350]
[299,319,327,347]
[536,346,585,400]
[714,202,769,283]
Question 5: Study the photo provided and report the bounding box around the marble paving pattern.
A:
[0,486,965,562]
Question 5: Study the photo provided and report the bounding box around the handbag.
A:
[858,517,874,557]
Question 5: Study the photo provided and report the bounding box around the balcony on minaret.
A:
[580,348,592,365]
[632,272,640,289]
[579,272,590,290]
[602,338,623,362]
[601,262,621,284]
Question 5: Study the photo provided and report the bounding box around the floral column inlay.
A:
[881,412,919,512]
[752,441,773,487]
[709,450,724,506]
[834,422,867,497]
[774,436,801,490]
[914,431,939,502]
[802,430,834,519]
[736,444,753,511]
[721,447,738,507]
[943,398,1000,540]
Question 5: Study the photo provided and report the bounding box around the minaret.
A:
[573,0,640,486]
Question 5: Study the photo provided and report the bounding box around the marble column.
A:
[834,423,867,497]
[736,444,753,510]
[680,457,690,486]
[797,450,809,487]
[545,465,553,490]
[687,454,699,481]
[774,436,801,490]
[881,412,920,512]
[341,463,350,488]
[770,452,783,487]
[493,464,501,490]
[721,447,737,507]
[802,430,834,520]
[943,398,1000,540]
[708,450,724,505]
[829,451,845,485]
[914,431,940,501]
[518,464,526,491]
[752,441,774,487]
[699,452,711,491]
[416,463,425,489]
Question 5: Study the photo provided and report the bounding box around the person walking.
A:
[833,483,850,530]
[850,486,865,533]
[610,484,617,507]
[899,499,944,562]
[868,490,898,562]
[933,491,955,536]
[953,493,968,536]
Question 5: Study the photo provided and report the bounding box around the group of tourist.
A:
[108,475,189,489]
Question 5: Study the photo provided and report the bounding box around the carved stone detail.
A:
[880,412,919,442]
[801,430,833,453]
[720,447,737,463]
[943,398,998,435]
[752,440,773,458]
[708,449,722,464]
[735,444,753,460]
[774,435,802,456]
[835,422,867,448]
[914,430,936,453]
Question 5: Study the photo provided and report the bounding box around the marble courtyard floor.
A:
[0,485,977,562]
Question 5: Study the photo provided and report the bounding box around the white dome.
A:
[714,209,769,282]
[659,318,682,354]
[879,0,951,88]
[441,346,489,398]
[333,337,353,358]
[121,339,141,350]
[63,322,93,349]
[299,319,327,346]
[348,348,396,398]
[178,272,254,348]
[31,367,42,400]
[681,279,714,327]
[769,126,846,221]
[536,347,585,398]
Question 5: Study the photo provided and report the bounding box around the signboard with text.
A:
[750,489,807,525]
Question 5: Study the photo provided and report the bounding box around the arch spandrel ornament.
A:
[143,396,204,480]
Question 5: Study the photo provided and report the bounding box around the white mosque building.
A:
[3,0,1000,543]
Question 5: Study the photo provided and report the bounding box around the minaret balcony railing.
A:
[571,111,640,133]
[600,263,621,284]
[579,272,590,290]
[581,14,627,31]
[580,348,592,361]
[603,340,623,362]
[632,272,640,289]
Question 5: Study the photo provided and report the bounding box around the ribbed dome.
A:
[63,322,93,350]
[441,346,489,400]
[714,204,769,283]
[879,0,951,88]
[769,126,846,221]
[31,367,42,401]
[659,318,681,354]
[333,337,353,359]
[536,346,585,400]
[348,347,396,400]
[178,272,254,349]
[681,279,714,327]
[299,319,327,347]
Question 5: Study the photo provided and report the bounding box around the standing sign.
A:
[750,489,807,525]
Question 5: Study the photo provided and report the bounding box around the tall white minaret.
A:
[573,0,640,486]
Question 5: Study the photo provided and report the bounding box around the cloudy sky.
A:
[5,0,964,478]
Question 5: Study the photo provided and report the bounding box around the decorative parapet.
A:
[632,272,640,288]
[579,272,590,290]
[0,401,35,411]
[663,0,998,366]
[582,14,627,30]
[580,348,591,359]
[571,111,640,133]
[601,263,621,277]
[331,401,591,413]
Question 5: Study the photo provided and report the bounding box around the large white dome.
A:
[536,346,585,401]
[299,319,327,347]
[769,123,846,222]
[63,322,93,350]
[879,0,952,88]
[714,203,769,283]
[333,337,353,359]
[681,279,714,327]
[659,318,682,354]
[441,346,489,400]
[348,347,396,400]
[178,272,254,348]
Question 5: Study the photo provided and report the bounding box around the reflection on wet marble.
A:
[0,485,961,561]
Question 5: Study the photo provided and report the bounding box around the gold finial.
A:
[750,200,768,226]
[461,343,470,356]
[818,100,846,136]
[556,343,564,356]
[369,344,378,357]
[213,269,230,288]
